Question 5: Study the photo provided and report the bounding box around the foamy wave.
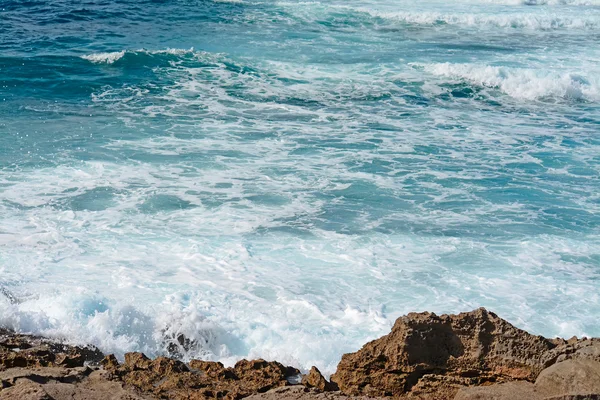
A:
[359,9,599,30]
[479,0,600,5]
[420,62,600,101]
[80,48,196,64]
[81,51,126,64]
[523,0,600,4]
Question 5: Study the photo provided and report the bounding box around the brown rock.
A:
[330,308,558,397]
[123,353,152,371]
[101,354,120,371]
[302,367,338,392]
[54,353,85,369]
[233,359,300,393]
[1,309,599,400]
[189,359,240,382]
[0,380,54,400]
[454,381,543,400]
[102,355,300,399]
[244,385,382,399]
[547,339,600,366]
[535,359,600,397]
[0,329,103,370]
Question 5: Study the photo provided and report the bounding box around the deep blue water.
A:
[1,0,599,373]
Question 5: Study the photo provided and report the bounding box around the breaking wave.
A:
[357,9,600,30]
[419,62,600,101]
[479,0,600,5]
[81,48,198,64]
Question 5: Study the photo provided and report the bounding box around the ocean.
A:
[1,0,599,374]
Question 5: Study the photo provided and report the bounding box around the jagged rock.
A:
[105,354,300,399]
[1,309,599,400]
[124,353,152,371]
[189,359,229,377]
[54,353,85,369]
[100,354,119,370]
[244,386,382,399]
[546,339,600,366]
[0,329,103,370]
[302,367,338,392]
[330,308,559,397]
[234,359,300,393]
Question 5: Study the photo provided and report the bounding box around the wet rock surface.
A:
[0,328,104,370]
[1,309,599,399]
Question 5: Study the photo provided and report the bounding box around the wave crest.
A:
[359,9,600,30]
[419,62,600,101]
[81,51,126,64]
[80,48,197,64]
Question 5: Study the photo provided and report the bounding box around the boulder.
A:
[535,359,600,397]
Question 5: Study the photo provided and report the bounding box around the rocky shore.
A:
[1,308,599,399]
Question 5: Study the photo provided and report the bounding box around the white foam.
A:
[477,0,600,5]
[358,9,600,30]
[80,48,197,65]
[418,62,600,101]
[8,35,600,377]
[81,51,126,64]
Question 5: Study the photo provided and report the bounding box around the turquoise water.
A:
[1,0,600,373]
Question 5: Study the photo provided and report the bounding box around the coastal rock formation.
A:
[245,386,379,399]
[102,353,300,399]
[455,358,600,399]
[1,309,600,399]
[330,308,599,398]
[0,367,152,400]
[0,329,103,370]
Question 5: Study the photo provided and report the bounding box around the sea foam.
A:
[3,0,600,378]
[81,51,126,64]
[357,9,600,30]
[419,63,600,101]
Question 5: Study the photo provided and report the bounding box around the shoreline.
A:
[1,308,599,399]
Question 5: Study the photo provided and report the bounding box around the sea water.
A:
[0,0,599,374]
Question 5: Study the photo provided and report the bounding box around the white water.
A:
[2,0,600,376]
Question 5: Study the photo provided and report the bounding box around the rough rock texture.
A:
[302,367,338,392]
[2,309,600,400]
[245,386,381,399]
[102,353,300,399]
[0,328,302,400]
[330,308,600,398]
[0,367,151,399]
[0,328,104,370]
[455,346,600,399]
